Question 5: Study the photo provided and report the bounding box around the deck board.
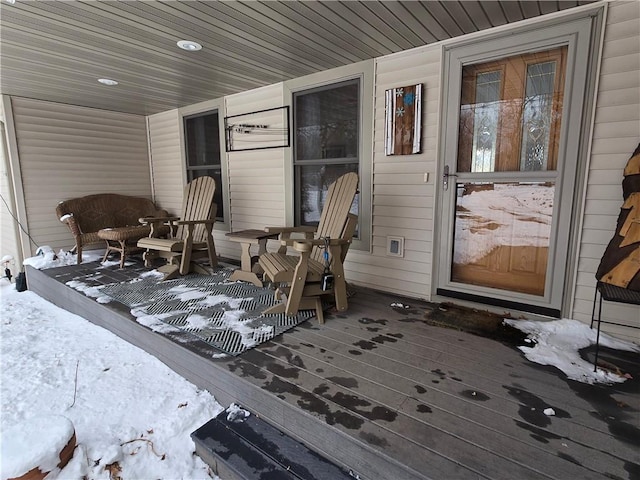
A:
[298,321,622,432]
[265,330,634,478]
[25,260,640,480]
[242,347,608,479]
[266,333,637,463]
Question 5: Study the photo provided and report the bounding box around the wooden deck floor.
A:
[26,260,640,480]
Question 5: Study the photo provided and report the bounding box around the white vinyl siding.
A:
[0,121,22,272]
[345,47,440,298]
[572,0,640,336]
[147,109,184,215]
[226,83,286,230]
[223,84,287,261]
[10,97,151,257]
[147,85,287,262]
[148,108,235,259]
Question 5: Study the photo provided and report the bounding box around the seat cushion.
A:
[137,237,184,252]
[98,226,151,242]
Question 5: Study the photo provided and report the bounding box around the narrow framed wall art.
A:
[385,84,422,155]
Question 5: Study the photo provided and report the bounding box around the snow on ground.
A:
[505,317,639,385]
[2,414,75,479]
[0,252,224,479]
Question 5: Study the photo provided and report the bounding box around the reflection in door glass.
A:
[451,182,555,296]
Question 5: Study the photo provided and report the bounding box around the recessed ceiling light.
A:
[4,0,16,4]
[98,78,118,86]
[177,40,202,51]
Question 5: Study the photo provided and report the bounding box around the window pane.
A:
[184,111,223,221]
[451,182,554,296]
[295,81,359,161]
[187,168,223,220]
[294,79,361,232]
[185,112,221,168]
[297,164,359,226]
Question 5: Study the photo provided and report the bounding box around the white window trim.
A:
[283,59,374,252]
[178,98,230,230]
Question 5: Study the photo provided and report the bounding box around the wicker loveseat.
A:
[56,193,169,265]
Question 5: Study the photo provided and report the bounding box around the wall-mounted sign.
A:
[385,84,422,155]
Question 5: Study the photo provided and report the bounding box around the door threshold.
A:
[436,288,561,318]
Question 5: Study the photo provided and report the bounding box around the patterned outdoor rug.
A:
[98,268,315,356]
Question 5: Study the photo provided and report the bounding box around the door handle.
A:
[443,165,458,191]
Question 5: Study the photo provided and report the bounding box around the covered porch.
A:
[25,259,640,480]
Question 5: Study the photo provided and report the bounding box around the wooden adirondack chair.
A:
[258,172,358,323]
[137,176,218,280]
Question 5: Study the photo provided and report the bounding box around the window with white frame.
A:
[183,110,224,221]
[287,60,373,251]
[293,79,360,229]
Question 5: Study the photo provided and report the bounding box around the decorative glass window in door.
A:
[458,47,566,174]
[520,61,558,171]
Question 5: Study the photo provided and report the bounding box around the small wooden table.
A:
[225,229,279,286]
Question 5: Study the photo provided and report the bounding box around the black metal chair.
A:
[590,281,640,371]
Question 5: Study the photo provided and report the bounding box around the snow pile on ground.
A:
[0,279,223,479]
[504,317,639,385]
[226,403,251,423]
[22,246,81,269]
[1,414,75,479]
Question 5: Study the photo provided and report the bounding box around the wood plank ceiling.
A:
[0,0,595,116]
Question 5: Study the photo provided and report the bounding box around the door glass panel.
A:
[520,61,556,171]
[451,182,555,296]
[457,47,566,173]
[471,71,501,172]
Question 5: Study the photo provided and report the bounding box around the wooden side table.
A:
[225,229,279,286]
